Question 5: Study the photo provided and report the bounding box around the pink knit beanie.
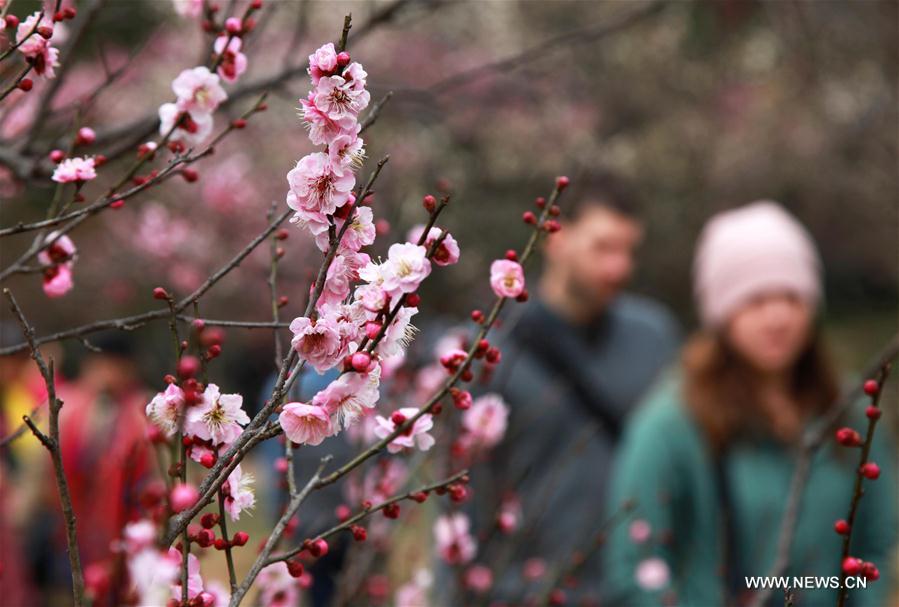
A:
[693,201,822,327]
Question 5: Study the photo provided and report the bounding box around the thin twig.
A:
[3,288,85,607]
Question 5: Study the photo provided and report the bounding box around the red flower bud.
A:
[200,513,219,529]
[337,51,351,67]
[835,427,862,447]
[17,78,33,92]
[411,491,429,503]
[335,504,351,522]
[4,15,20,28]
[504,249,518,261]
[232,118,247,129]
[834,519,850,535]
[152,287,169,300]
[49,149,66,163]
[863,379,879,396]
[842,557,862,576]
[351,352,371,372]
[555,175,570,191]
[405,293,421,307]
[309,538,328,557]
[177,356,201,380]
[232,531,249,546]
[351,525,367,542]
[391,411,407,426]
[860,462,880,480]
[422,194,437,213]
[522,211,537,225]
[865,406,881,420]
[287,560,304,578]
[181,168,199,183]
[382,503,400,519]
[471,309,484,323]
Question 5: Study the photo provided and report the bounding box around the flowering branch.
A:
[3,287,86,607]
[835,366,891,606]
[750,332,899,607]
[0,206,293,356]
[313,178,568,492]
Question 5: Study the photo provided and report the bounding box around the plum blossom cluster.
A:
[14,11,61,79]
[287,42,369,238]
[118,519,231,606]
[158,66,227,147]
[38,232,76,298]
[145,377,255,520]
[278,44,461,452]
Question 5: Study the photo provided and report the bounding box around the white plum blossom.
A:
[223,464,255,521]
[380,243,431,297]
[185,384,250,445]
[145,383,185,437]
[374,407,435,454]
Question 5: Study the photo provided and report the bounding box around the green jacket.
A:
[604,375,897,606]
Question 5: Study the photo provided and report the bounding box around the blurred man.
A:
[473,173,680,604]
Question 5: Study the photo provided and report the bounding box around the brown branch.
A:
[269,469,470,565]
[3,288,85,606]
[228,455,333,607]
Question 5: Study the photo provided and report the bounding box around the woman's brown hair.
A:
[682,329,840,450]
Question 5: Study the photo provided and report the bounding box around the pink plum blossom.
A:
[279,402,333,446]
[407,225,460,266]
[289,315,343,373]
[158,102,213,146]
[127,549,179,606]
[171,0,203,18]
[286,152,355,216]
[635,557,670,591]
[308,43,338,84]
[375,306,418,359]
[461,393,509,450]
[299,92,358,146]
[395,570,432,607]
[629,519,652,544]
[342,62,368,92]
[327,130,365,176]
[317,252,369,310]
[312,365,381,430]
[222,464,255,521]
[354,282,388,313]
[464,565,493,593]
[172,66,227,114]
[257,562,300,607]
[313,75,371,121]
[185,383,249,446]
[169,547,204,600]
[380,243,431,296]
[213,35,247,83]
[16,12,59,78]
[373,407,434,454]
[434,513,477,565]
[52,156,96,183]
[121,520,156,554]
[489,259,525,298]
[145,383,185,437]
[323,205,376,254]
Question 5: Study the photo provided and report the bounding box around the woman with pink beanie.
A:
[603,202,897,606]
